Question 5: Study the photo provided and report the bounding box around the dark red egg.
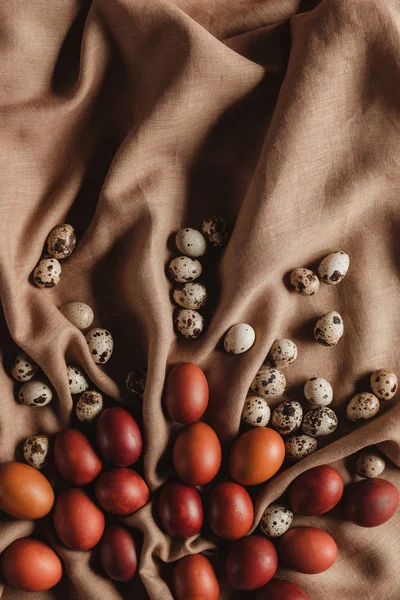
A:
[100,526,137,581]
[95,468,149,516]
[208,482,253,540]
[158,481,203,538]
[279,527,337,574]
[289,465,344,515]
[165,363,209,424]
[96,407,142,466]
[173,554,219,600]
[346,478,399,527]
[226,536,278,590]
[54,429,102,486]
[257,579,311,600]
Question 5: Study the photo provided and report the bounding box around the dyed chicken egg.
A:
[126,368,147,399]
[202,215,228,248]
[241,395,271,427]
[19,380,53,407]
[224,323,255,354]
[23,435,50,469]
[251,367,286,398]
[304,377,333,406]
[76,390,103,422]
[356,450,385,478]
[67,366,89,395]
[318,251,349,285]
[272,401,303,436]
[302,407,338,437]
[285,435,318,462]
[260,503,293,537]
[60,302,94,329]
[1,538,62,592]
[168,256,202,283]
[267,339,297,369]
[370,369,398,401]
[174,309,204,338]
[346,393,380,423]
[46,224,76,259]
[33,258,61,288]
[175,228,207,257]
[11,352,39,382]
[85,328,114,364]
[289,268,320,296]
[314,311,344,346]
[173,282,207,310]
[279,527,337,574]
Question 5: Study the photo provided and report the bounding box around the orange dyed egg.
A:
[230,428,285,486]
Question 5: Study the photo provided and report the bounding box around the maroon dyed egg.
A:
[226,536,278,590]
[54,429,102,486]
[165,363,209,424]
[346,478,399,527]
[100,526,137,581]
[289,465,344,515]
[208,482,254,540]
[96,407,142,466]
[95,468,149,516]
[158,481,203,538]
[257,579,311,600]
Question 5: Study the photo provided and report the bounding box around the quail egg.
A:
[241,395,271,427]
[346,393,380,423]
[19,380,53,407]
[172,282,207,310]
[289,268,320,296]
[356,450,386,478]
[314,311,344,346]
[76,390,103,422]
[174,309,204,338]
[23,435,50,469]
[302,407,338,437]
[224,323,255,354]
[11,352,39,382]
[285,435,318,462]
[318,250,349,285]
[175,228,207,257]
[250,367,286,398]
[67,366,89,395]
[272,401,303,435]
[33,258,62,288]
[267,339,297,369]
[46,223,76,259]
[126,368,147,399]
[85,328,114,364]
[202,215,228,248]
[260,503,293,537]
[304,377,333,406]
[60,302,94,330]
[370,369,398,401]
[168,256,202,283]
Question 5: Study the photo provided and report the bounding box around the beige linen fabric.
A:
[0,0,399,598]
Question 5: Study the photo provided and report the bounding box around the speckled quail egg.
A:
[60,301,94,330]
[356,450,386,478]
[285,435,318,462]
[224,323,255,354]
[260,503,293,538]
[168,256,202,283]
[250,367,286,398]
[19,380,53,407]
[76,390,103,422]
[67,366,89,395]
[172,282,207,310]
[126,368,147,399]
[174,309,204,338]
[85,328,114,364]
[318,250,349,285]
[23,435,50,469]
[370,369,398,401]
[202,215,228,248]
[46,223,76,259]
[314,311,344,346]
[302,407,338,437]
[272,401,303,435]
[267,339,297,369]
[289,268,320,296]
[11,352,39,382]
[33,258,62,288]
[241,395,271,427]
[304,377,333,406]
[346,393,380,423]
[175,228,207,257]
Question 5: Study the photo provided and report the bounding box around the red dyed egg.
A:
[257,579,311,600]
[96,407,142,466]
[54,429,102,486]
[100,526,137,582]
[289,465,344,515]
[346,478,399,527]
[173,554,219,600]
[158,481,203,538]
[165,363,209,424]
[226,536,278,590]
[1,538,62,592]
[95,468,149,516]
[279,527,337,574]
[173,422,221,486]
[230,428,285,486]
[54,488,105,551]
[208,482,254,540]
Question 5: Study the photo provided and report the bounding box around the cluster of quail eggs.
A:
[167,216,229,339]
[11,352,53,408]
[32,223,76,288]
[345,368,398,423]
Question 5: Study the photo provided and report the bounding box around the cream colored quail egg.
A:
[250,367,286,398]
[174,309,204,338]
[46,223,76,259]
[23,435,50,469]
[33,258,62,288]
[85,328,114,364]
[260,503,293,537]
[201,215,228,248]
[285,434,318,462]
[241,395,271,427]
[289,268,320,295]
[60,302,94,329]
[314,311,344,346]
[370,369,398,401]
[267,339,297,369]
[19,380,53,407]
[304,377,333,406]
[272,401,303,435]
[76,390,103,422]
[172,282,207,310]
[356,450,386,478]
[11,352,39,382]
[346,393,380,423]
[224,323,255,354]
[302,407,338,437]
[318,250,349,285]
[67,366,89,395]
[175,228,207,257]
[168,256,202,283]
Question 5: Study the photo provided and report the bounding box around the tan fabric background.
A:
[0,0,399,598]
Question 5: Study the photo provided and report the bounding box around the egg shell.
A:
[173,422,221,486]
[346,393,380,423]
[318,250,349,285]
[19,379,53,407]
[67,366,89,394]
[304,377,333,406]
[173,554,220,600]
[175,228,207,257]
[126,368,147,399]
[226,536,278,590]
[260,503,293,538]
[370,368,398,400]
[23,435,49,469]
[168,256,202,283]
[272,401,303,435]
[289,268,320,296]
[165,363,209,424]
[267,339,298,369]
[85,327,114,364]
[1,538,62,592]
[33,258,62,288]
[314,311,344,346]
[345,478,399,527]
[54,488,105,550]
[174,309,204,339]
[224,323,255,354]
[279,527,338,574]
[11,352,38,382]
[251,367,286,398]
[96,406,142,466]
[158,481,203,538]
[289,465,344,515]
[173,282,207,310]
[0,462,54,519]
[95,468,149,516]
[257,579,311,600]
[46,223,76,259]
[60,301,94,329]
[241,395,271,427]
[356,450,386,478]
[100,526,137,582]
[76,390,103,422]
[54,429,102,486]
[285,435,318,462]
[202,215,228,248]
[302,407,338,437]
[208,482,254,540]
[230,428,285,486]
